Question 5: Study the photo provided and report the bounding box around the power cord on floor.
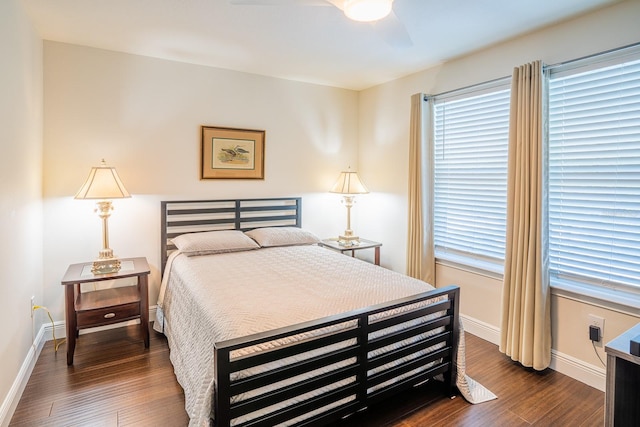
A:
[33,305,65,352]
[592,340,606,367]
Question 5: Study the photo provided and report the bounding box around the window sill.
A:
[434,255,639,316]
[435,252,503,281]
[551,279,640,316]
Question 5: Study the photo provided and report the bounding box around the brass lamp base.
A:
[92,248,121,274]
[89,201,123,275]
[336,194,363,247]
[338,230,360,247]
[92,258,122,275]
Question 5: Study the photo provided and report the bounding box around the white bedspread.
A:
[155,245,494,426]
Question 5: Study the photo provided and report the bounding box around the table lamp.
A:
[330,167,369,246]
[74,159,131,274]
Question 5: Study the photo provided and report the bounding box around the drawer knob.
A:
[104,313,116,319]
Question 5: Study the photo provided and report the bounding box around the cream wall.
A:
[358,0,640,389]
[42,42,359,321]
[0,0,43,423]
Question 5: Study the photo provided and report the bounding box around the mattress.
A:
[155,244,446,426]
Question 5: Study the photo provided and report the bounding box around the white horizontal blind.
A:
[433,89,510,266]
[548,58,640,293]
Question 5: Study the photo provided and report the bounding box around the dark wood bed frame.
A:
[161,198,460,427]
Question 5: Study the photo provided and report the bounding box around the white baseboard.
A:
[550,349,606,391]
[460,314,606,392]
[0,306,157,427]
[0,325,46,427]
[460,314,501,345]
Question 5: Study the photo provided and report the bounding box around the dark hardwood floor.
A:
[10,325,604,426]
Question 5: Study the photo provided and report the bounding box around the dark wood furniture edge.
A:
[604,323,640,426]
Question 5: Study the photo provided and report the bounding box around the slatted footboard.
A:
[214,285,460,427]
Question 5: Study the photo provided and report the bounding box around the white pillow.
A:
[172,230,259,256]
[245,227,320,247]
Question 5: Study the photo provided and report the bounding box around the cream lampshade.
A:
[330,167,369,246]
[75,159,131,274]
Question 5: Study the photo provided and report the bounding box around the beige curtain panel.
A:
[499,61,551,370]
[406,93,435,284]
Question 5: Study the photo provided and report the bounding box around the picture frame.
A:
[201,126,265,179]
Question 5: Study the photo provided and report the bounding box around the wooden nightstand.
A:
[61,256,150,365]
[319,238,382,265]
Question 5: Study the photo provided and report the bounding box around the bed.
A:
[156,198,461,427]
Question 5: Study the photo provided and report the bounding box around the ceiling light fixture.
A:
[343,0,393,23]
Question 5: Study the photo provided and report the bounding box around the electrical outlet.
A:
[588,314,605,342]
[30,296,35,318]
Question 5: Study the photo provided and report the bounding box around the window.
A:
[428,45,640,306]
[548,56,640,298]
[433,87,510,272]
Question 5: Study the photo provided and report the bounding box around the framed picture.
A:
[201,126,265,179]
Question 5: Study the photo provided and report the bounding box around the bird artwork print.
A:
[217,144,252,164]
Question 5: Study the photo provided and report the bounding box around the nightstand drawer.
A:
[77,302,140,328]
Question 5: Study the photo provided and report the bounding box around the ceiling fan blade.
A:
[371,10,412,48]
[325,0,345,10]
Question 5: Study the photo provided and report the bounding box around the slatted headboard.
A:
[160,197,302,274]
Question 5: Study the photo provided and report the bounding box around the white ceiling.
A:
[22,0,619,90]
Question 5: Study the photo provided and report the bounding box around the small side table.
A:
[605,323,640,426]
[319,238,382,266]
[61,256,150,365]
